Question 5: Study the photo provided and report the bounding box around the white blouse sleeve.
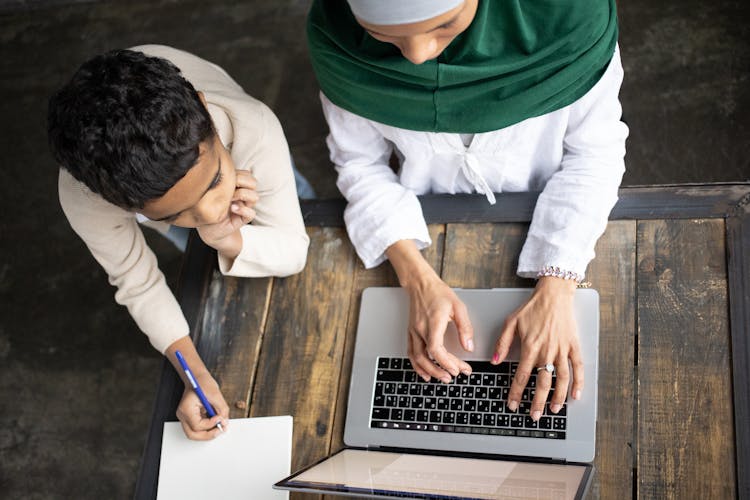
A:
[321,93,432,269]
[518,47,629,279]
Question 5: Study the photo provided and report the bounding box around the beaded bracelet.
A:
[536,265,586,285]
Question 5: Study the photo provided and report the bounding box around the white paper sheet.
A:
[157,415,292,500]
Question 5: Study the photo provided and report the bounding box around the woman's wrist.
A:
[536,275,578,296]
[386,239,438,290]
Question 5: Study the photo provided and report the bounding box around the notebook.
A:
[158,416,292,499]
[276,287,599,499]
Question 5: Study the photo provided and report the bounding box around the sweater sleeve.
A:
[217,104,310,277]
[518,47,629,279]
[321,93,431,269]
[58,169,189,353]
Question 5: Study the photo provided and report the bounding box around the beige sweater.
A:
[58,45,309,353]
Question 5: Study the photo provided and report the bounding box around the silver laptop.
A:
[276,287,599,499]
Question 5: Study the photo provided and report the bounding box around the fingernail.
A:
[492,353,499,363]
[467,339,474,352]
[574,389,582,400]
[231,203,239,211]
[531,410,541,421]
[508,400,518,412]
[423,375,431,382]
[442,376,452,384]
[551,404,562,413]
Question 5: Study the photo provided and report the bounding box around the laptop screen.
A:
[275,448,592,500]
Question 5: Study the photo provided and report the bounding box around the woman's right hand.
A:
[386,240,475,383]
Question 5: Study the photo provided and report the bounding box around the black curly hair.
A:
[47,49,215,210]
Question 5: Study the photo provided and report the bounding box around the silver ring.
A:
[536,363,555,374]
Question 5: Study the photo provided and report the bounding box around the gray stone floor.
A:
[0,0,748,498]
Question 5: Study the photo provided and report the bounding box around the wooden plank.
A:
[327,224,447,455]
[441,223,533,288]
[249,226,357,499]
[585,221,637,500]
[726,194,750,499]
[193,272,272,419]
[300,184,750,226]
[637,219,735,499]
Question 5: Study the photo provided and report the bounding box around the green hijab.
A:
[307,0,618,133]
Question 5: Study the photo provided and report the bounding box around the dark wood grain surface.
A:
[637,219,735,499]
[136,185,750,500]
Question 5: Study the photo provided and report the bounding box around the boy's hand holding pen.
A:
[167,338,229,440]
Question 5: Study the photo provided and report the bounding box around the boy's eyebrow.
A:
[365,11,462,37]
[153,157,222,222]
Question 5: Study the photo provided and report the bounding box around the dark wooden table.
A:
[136,184,750,500]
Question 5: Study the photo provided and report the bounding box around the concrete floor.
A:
[0,0,748,498]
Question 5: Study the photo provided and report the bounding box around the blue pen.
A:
[175,350,224,433]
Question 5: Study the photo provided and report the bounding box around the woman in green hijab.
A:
[308,0,627,424]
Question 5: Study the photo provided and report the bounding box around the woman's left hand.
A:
[491,276,583,422]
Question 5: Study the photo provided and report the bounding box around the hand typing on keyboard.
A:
[386,240,475,384]
[492,276,584,421]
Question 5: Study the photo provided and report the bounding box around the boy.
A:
[48,45,309,440]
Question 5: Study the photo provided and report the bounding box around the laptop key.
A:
[372,408,389,420]
[377,358,390,369]
[470,413,482,425]
[539,416,552,429]
[377,370,403,382]
[490,400,504,413]
[416,410,429,422]
[429,411,442,423]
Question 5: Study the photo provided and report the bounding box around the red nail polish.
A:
[492,353,499,363]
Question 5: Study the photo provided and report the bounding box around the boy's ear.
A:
[197,91,207,107]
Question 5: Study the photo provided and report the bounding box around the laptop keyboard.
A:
[371,357,567,440]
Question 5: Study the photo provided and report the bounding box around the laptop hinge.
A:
[365,444,567,465]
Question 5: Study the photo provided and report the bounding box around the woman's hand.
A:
[386,240,474,383]
[492,276,583,421]
[197,170,258,257]
[176,371,230,441]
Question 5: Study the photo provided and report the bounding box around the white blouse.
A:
[321,47,628,279]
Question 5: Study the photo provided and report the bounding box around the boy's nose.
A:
[195,203,228,225]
